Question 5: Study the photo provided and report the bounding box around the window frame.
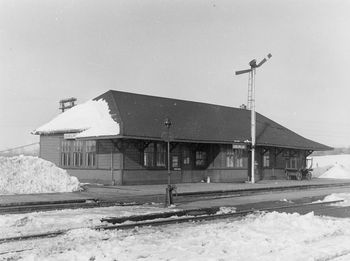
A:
[263,150,270,168]
[59,139,97,169]
[195,150,207,168]
[142,142,167,169]
[226,147,245,168]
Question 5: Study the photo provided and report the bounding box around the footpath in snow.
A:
[0,156,80,195]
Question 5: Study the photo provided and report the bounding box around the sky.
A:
[0,0,350,151]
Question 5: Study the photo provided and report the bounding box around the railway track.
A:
[0,199,344,248]
[0,199,138,214]
[173,184,350,203]
[1,183,349,214]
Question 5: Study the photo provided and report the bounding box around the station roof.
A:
[91,90,331,151]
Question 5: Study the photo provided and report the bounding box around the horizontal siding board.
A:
[40,135,61,166]
[66,169,122,185]
[97,153,122,170]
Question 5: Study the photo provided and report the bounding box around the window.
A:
[286,157,298,169]
[263,151,270,168]
[195,151,207,167]
[226,148,244,168]
[143,143,155,167]
[156,143,166,167]
[183,148,190,165]
[72,140,83,167]
[60,139,96,168]
[60,140,71,166]
[143,142,167,168]
[172,155,180,168]
[226,149,234,168]
[85,140,96,167]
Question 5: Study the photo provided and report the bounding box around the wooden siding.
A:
[207,169,247,183]
[262,169,286,180]
[122,169,206,185]
[97,153,122,170]
[124,143,143,170]
[66,169,122,185]
[39,135,61,165]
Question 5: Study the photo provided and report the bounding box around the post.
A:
[235,53,272,184]
[167,139,170,185]
[111,150,115,185]
[251,68,256,184]
[164,117,174,207]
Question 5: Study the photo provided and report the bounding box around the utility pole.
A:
[235,53,272,183]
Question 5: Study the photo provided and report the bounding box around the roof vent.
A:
[59,97,77,113]
[239,104,247,110]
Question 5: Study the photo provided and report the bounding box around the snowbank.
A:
[312,154,350,169]
[319,163,350,179]
[33,99,120,138]
[7,211,350,261]
[311,154,350,178]
[316,193,350,207]
[0,156,80,194]
[0,205,178,238]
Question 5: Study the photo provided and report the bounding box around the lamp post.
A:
[235,53,272,184]
[164,118,172,186]
[164,117,175,207]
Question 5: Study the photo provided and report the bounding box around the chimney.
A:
[59,97,77,113]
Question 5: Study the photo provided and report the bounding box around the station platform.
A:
[1,178,350,208]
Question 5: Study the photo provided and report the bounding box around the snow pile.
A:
[7,211,350,261]
[216,206,237,214]
[311,154,350,178]
[316,193,350,207]
[312,154,350,169]
[0,205,179,238]
[0,156,80,194]
[318,163,350,179]
[33,99,120,138]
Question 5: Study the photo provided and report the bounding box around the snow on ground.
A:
[0,204,176,239]
[311,154,350,178]
[33,99,120,138]
[0,156,80,194]
[319,163,350,179]
[3,211,350,261]
[312,154,350,168]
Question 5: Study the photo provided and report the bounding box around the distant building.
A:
[33,90,332,185]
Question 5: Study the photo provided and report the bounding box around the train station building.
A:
[33,90,331,185]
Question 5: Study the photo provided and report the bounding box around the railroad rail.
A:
[0,199,138,214]
[0,199,344,248]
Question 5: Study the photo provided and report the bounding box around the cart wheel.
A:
[296,172,302,181]
[306,172,312,180]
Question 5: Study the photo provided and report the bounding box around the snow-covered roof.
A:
[33,99,120,138]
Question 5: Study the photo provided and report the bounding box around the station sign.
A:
[64,133,78,140]
[232,144,246,150]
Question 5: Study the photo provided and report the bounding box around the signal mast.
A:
[235,53,272,183]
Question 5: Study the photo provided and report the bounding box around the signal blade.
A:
[257,58,267,67]
[235,69,252,75]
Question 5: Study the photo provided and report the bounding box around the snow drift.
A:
[0,156,80,194]
[312,154,350,169]
[318,163,350,179]
[311,154,350,178]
